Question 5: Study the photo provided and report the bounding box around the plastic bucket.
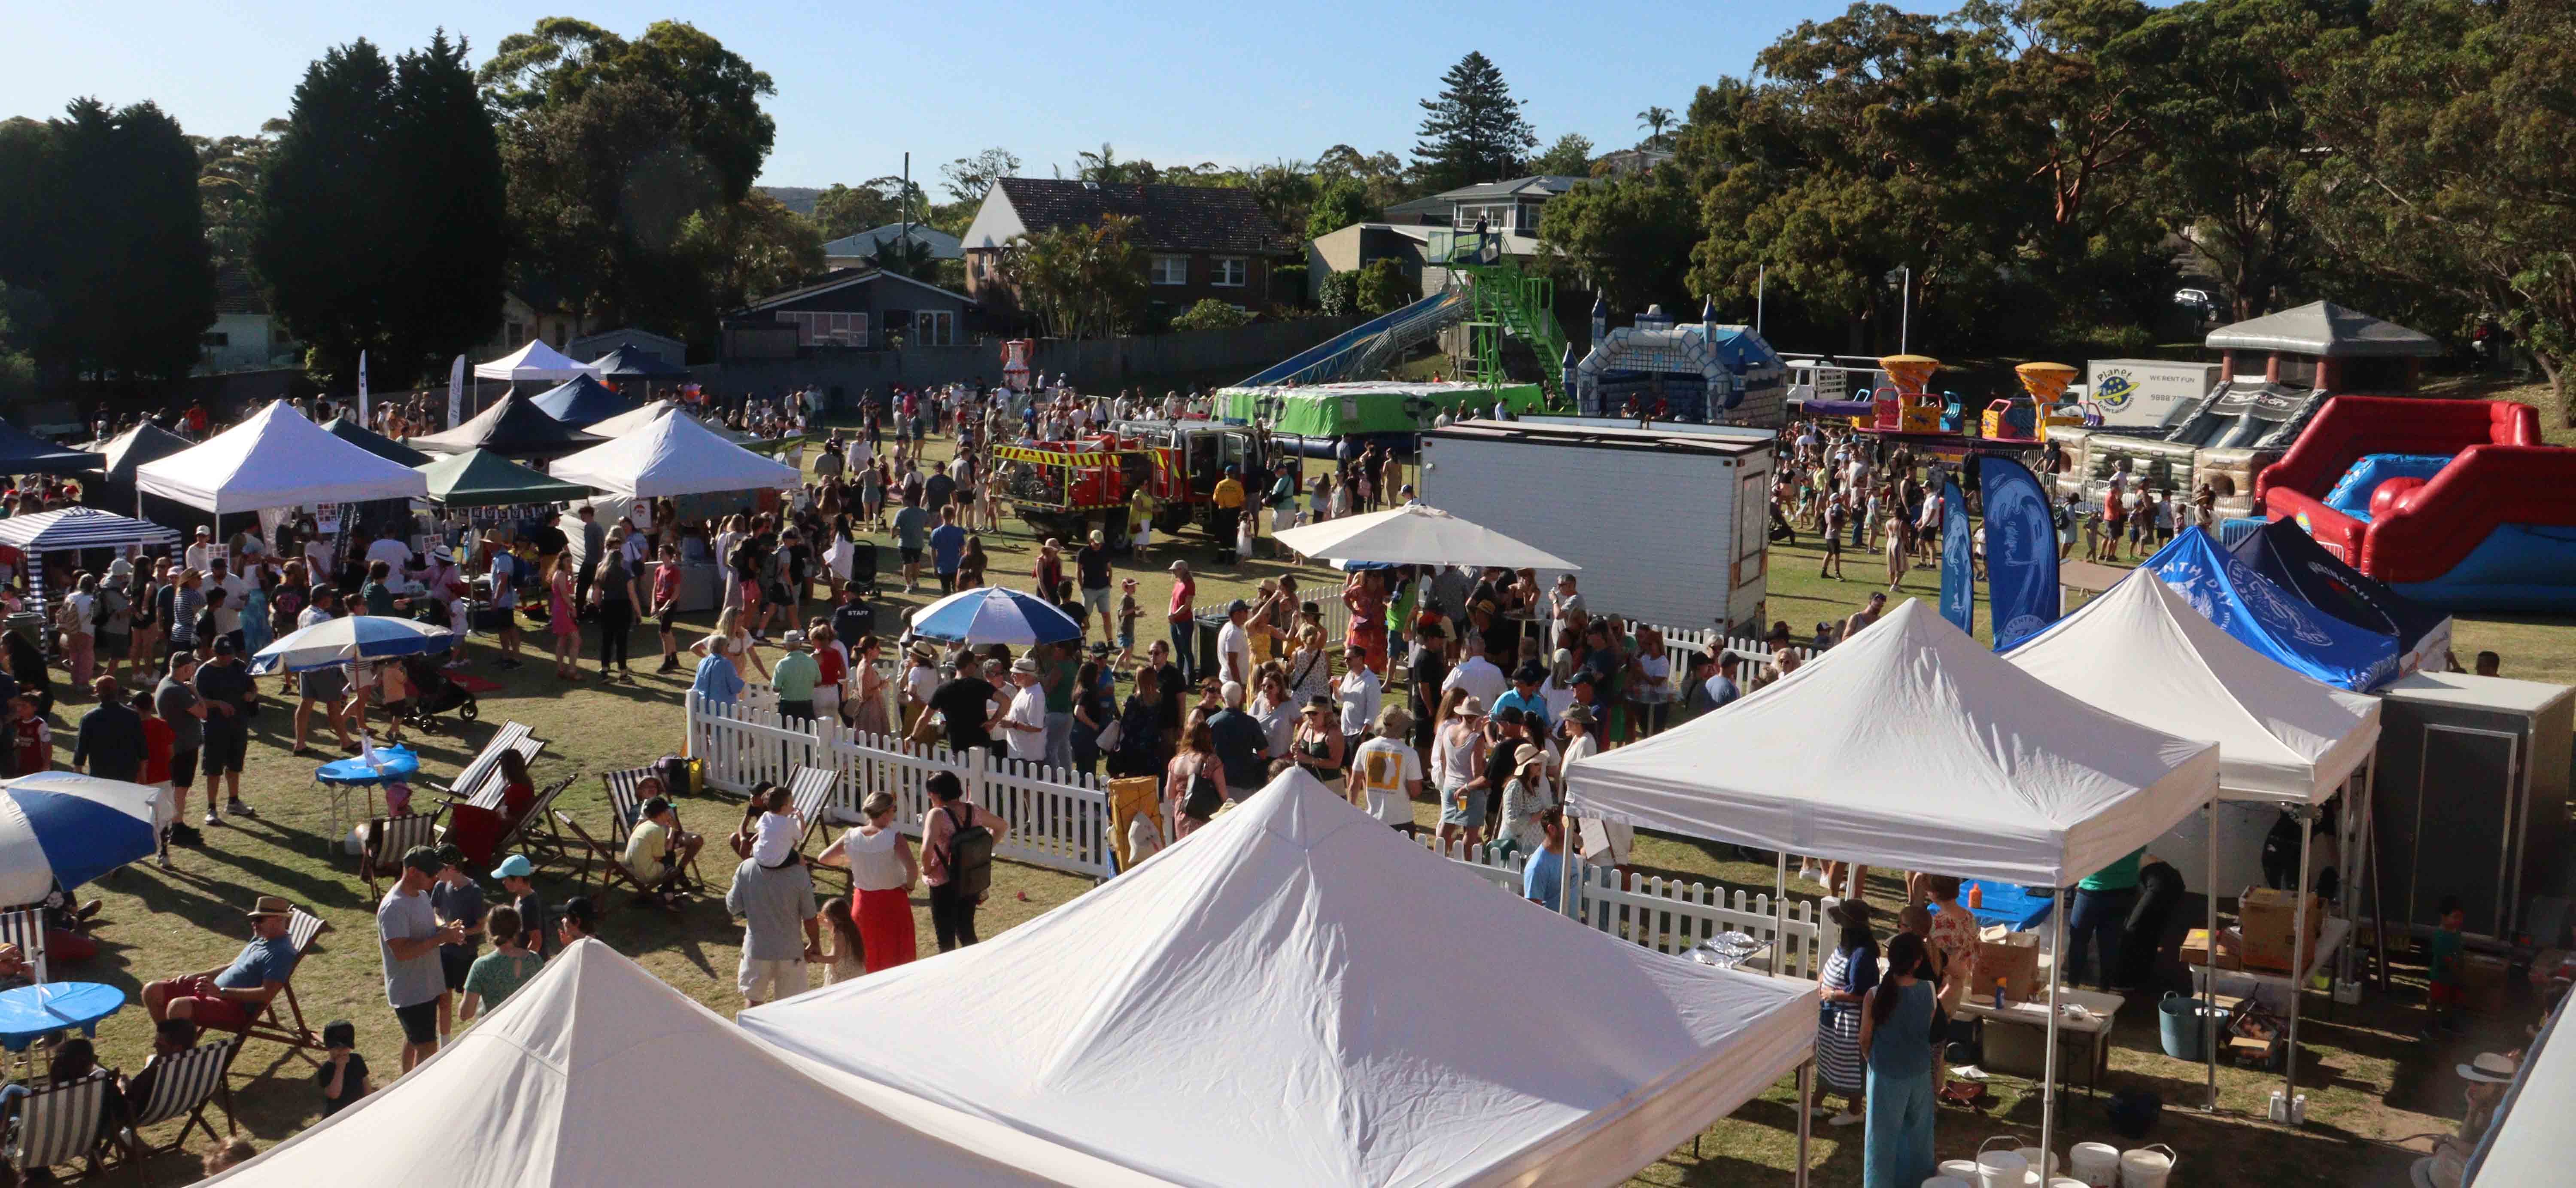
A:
[2159,992,2218,1060]
[2017,1148,2061,1179]
[1923,1179,1973,1188]
[2071,1141,2123,1188]
[1940,1159,1982,1182]
[1977,1137,2031,1188]
[2120,1144,2177,1188]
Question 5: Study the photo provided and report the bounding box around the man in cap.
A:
[142,895,302,1033]
[770,630,819,722]
[379,845,464,1071]
[1347,705,1423,832]
[185,525,217,576]
[556,896,600,946]
[194,636,258,820]
[1215,598,1254,687]
[492,853,554,959]
[996,656,1049,764]
[1494,664,1552,735]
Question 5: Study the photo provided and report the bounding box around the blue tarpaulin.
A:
[2148,528,2400,691]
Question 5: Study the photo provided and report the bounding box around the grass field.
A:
[37,422,2535,1185]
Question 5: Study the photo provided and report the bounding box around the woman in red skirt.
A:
[817,789,919,972]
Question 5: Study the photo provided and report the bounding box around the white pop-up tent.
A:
[471,339,599,383]
[201,939,1161,1187]
[743,769,1818,1188]
[137,400,429,514]
[2007,569,2382,1106]
[579,399,677,439]
[1564,598,2220,1163]
[1272,502,1580,570]
[546,405,797,498]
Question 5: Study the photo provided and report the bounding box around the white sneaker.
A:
[1828,1111,1862,1127]
[203,811,221,827]
[1952,1065,1990,1081]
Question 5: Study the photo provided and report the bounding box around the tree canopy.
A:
[1414,52,1537,193]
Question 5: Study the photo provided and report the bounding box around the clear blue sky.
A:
[3,1,1952,192]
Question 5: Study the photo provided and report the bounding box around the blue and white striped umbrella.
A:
[251,614,454,674]
[909,585,1082,646]
[0,773,161,903]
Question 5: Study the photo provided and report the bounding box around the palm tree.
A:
[1636,105,1675,149]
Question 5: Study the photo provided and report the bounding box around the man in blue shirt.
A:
[691,638,746,707]
[1702,655,1743,711]
[141,895,301,1032]
[928,507,969,594]
[1494,665,1552,734]
[1522,809,1582,913]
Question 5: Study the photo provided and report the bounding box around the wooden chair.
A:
[238,908,331,1068]
[601,766,706,890]
[784,765,845,889]
[3,1068,134,1183]
[360,812,439,899]
[553,810,660,915]
[438,721,541,810]
[491,774,578,870]
[0,905,47,984]
[125,1037,240,1157]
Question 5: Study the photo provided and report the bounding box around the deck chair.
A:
[3,1068,134,1184]
[601,766,707,889]
[490,774,578,870]
[440,721,538,806]
[360,812,440,899]
[237,908,331,1069]
[553,810,659,915]
[783,766,846,889]
[0,905,47,984]
[125,1037,240,1157]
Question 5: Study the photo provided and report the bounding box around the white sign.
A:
[2086,359,2219,429]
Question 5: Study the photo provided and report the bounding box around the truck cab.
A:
[1110,419,1266,534]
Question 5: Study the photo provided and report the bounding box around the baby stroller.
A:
[399,652,479,733]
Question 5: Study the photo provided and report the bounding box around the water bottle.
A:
[2291,1094,2308,1125]
[1993,977,2008,1010]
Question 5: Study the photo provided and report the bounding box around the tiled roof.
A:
[212,266,267,316]
[823,223,964,262]
[991,179,1291,255]
[1435,175,1586,202]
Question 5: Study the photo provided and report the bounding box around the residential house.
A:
[1379,194,1452,227]
[960,178,1297,321]
[822,223,964,271]
[566,327,687,366]
[1305,223,1433,304]
[722,268,977,362]
[480,287,604,361]
[198,266,294,373]
[1313,176,1591,301]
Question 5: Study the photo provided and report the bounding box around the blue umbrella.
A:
[0,773,161,904]
[251,614,454,675]
[909,586,1082,646]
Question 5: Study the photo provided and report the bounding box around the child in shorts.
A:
[1117,580,1142,665]
[7,694,48,777]
[2421,895,2468,1037]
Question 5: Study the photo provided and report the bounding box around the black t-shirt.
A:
[926,473,956,510]
[930,676,996,749]
[514,892,556,959]
[194,662,255,734]
[317,1051,371,1116]
[1075,545,1112,591]
[1409,647,1449,712]
[529,523,568,557]
[1207,708,1269,792]
[1154,664,1186,730]
[1482,618,1521,668]
[830,602,871,649]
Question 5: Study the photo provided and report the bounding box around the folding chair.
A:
[553,810,659,915]
[601,766,706,890]
[491,774,579,870]
[125,1037,240,1157]
[437,721,541,811]
[360,812,440,899]
[238,908,331,1068]
[0,905,48,984]
[3,1068,133,1184]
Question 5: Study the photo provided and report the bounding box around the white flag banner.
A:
[356,350,370,423]
[447,353,466,430]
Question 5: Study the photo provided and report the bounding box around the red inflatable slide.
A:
[2258,396,2576,608]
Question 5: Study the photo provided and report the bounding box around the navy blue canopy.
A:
[529,374,632,426]
[2229,516,2454,675]
[2148,527,2400,691]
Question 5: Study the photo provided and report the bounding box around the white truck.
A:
[1418,419,1774,632]
[2084,358,2220,431]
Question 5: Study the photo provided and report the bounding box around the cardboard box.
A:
[2184,927,2244,970]
[2239,888,2324,973]
[2463,952,2511,1014]
[1979,924,2041,1002]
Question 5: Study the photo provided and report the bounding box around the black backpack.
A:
[1181,764,1224,821]
[943,802,994,899]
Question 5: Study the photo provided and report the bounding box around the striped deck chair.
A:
[240,908,331,1066]
[441,721,536,806]
[554,810,659,915]
[361,812,440,899]
[601,766,705,889]
[784,766,846,890]
[0,905,46,984]
[126,1037,240,1156]
[3,1068,131,1182]
[491,774,578,869]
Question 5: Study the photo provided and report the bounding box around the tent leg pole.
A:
[1795,1059,1812,1188]
[2287,806,2314,1110]
[1775,851,1790,976]
[2042,886,2064,1165]
[2206,800,2220,1112]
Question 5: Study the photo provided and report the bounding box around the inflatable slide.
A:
[2256,396,2576,611]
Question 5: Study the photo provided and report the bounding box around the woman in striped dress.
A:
[1817,899,1881,1126]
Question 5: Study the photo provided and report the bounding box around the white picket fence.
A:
[1424,837,1824,978]
[687,691,1113,880]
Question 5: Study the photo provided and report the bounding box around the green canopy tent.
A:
[415,448,597,508]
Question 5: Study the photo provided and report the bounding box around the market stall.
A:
[74,421,199,532]
[0,420,101,476]
[545,407,797,498]
[0,507,182,619]
[742,769,1819,1188]
[1565,598,2221,1167]
[527,374,631,428]
[2007,569,2382,1107]
[589,342,691,397]
[201,940,1145,1187]
[408,391,603,462]
[471,340,598,384]
[136,401,429,518]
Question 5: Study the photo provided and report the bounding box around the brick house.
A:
[960,178,1297,323]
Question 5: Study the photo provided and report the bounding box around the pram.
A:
[398,652,479,732]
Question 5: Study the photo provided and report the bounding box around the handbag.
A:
[1094,718,1123,752]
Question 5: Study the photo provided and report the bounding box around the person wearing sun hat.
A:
[140,895,301,1033]
[2412,1051,2521,1188]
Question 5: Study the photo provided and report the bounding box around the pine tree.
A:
[0,100,214,383]
[386,31,507,378]
[1413,52,1537,193]
[255,39,401,381]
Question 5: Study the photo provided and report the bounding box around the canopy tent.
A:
[2229,516,2454,678]
[1271,503,1581,571]
[590,343,690,381]
[580,399,677,440]
[2467,982,2576,1186]
[416,448,597,509]
[137,401,428,515]
[319,416,432,467]
[0,420,102,476]
[527,374,632,426]
[545,408,796,499]
[2147,528,2400,691]
[744,769,1817,1188]
[471,339,598,383]
[86,421,192,480]
[202,939,1152,1187]
[408,392,602,460]
[0,507,183,618]
[2006,569,2384,1109]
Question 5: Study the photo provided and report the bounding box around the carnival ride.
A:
[2257,396,2576,611]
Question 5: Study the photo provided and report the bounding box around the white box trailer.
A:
[2085,358,2221,430]
[1419,419,1773,632]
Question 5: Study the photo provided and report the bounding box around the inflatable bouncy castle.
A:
[2257,396,2576,611]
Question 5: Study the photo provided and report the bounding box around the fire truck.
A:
[993,420,1266,542]
[1111,419,1267,536]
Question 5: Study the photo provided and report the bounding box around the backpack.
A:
[53,596,84,636]
[942,802,994,899]
[1180,762,1224,821]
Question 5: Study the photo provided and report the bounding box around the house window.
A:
[507,323,527,348]
[1151,255,1189,286]
[201,332,229,347]
[777,311,869,347]
[1210,257,1247,287]
[916,310,954,347]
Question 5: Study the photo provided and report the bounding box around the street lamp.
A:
[1883,265,1913,355]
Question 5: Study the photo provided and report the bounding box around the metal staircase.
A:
[1430,230,1569,404]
